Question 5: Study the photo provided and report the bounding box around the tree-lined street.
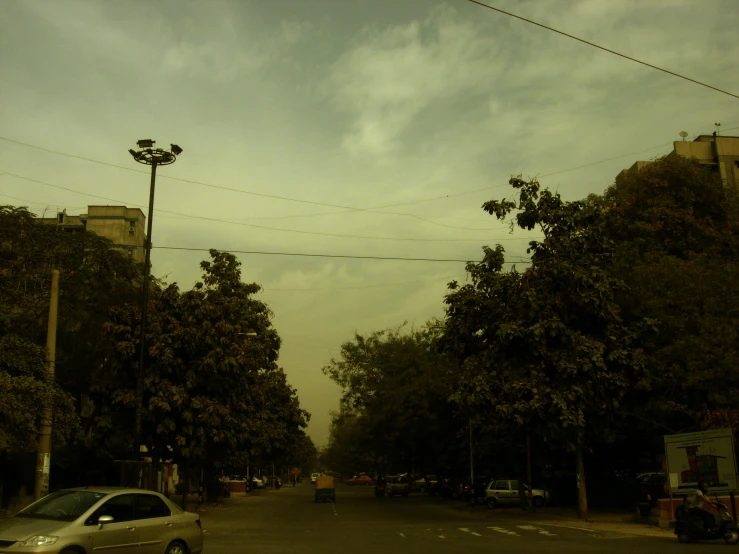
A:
[200,483,715,554]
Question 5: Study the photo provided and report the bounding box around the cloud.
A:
[327,5,505,157]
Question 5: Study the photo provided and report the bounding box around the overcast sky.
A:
[2,0,738,446]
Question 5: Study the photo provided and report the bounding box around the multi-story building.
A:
[616,133,739,188]
[39,205,146,263]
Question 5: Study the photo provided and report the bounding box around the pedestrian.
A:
[518,477,530,511]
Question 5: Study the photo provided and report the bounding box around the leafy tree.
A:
[442,177,652,519]
[0,334,78,453]
[322,323,461,476]
[98,250,309,484]
[600,156,739,441]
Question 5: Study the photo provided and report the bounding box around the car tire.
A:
[533,496,545,509]
[165,540,187,554]
[420,486,426,493]
[486,497,498,510]
[677,531,691,543]
[348,482,354,486]
[724,530,739,545]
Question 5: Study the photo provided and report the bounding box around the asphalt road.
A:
[200,483,721,553]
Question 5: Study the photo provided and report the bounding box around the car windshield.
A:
[16,491,108,521]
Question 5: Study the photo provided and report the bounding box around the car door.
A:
[491,480,511,504]
[86,493,139,552]
[135,494,175,554]
[507,480,520,505]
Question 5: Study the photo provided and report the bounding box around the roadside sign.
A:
[664,428,738,493]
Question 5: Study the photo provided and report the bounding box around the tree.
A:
[98,250,309,485]
[442,177,651,519]
[600,156,739,441]
[322,323,461,476]
[0,334,78,454]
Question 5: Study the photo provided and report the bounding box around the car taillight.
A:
[196,518,202,529]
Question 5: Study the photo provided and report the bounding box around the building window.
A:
[58,213,64,224]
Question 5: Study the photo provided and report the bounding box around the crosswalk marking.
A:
[488,526,520,536]
[458,527,470,532]
[471,532,482,536]
[438,535,446,539]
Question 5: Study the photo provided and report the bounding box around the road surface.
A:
[200,483,718,553]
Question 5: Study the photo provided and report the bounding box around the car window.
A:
[17,490,107,522]
[136,494,171,519]
[86,494,136,525]
[510,480,519,490]
[493,480,509,490]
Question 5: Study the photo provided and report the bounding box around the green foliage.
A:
[97,249,309,471]
[443,177,651,446]
[322,323,461,474]
[0,334,78,453]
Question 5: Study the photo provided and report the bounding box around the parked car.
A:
[347,474,374,486]
[637,472,667,516]
[416,475,438,493]
[385,475,411,497]
[0,487,203,554]
[485,478,549,509]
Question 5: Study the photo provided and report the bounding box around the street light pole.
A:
[129,140,183,464]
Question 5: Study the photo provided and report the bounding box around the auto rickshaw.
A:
[315,475,336,503]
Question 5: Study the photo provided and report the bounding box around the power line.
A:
[150,245,531,264]
[0,135,502,220]
[3,172,540,243]
[467,0,739,100]
[264,276,457,291]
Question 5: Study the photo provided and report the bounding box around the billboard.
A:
[664,428,738,493]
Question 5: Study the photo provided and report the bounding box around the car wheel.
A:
[165,540,187,554]
[724,530,739,545]
[677,531,691,543]
[348,482,354,486]
[486,497,498,510]
[420,486,426,493]
[533,496,545,509]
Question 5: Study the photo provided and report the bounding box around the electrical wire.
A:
[2,172,541,243]
[150,245,531,264]
[466,0,739,100]
[264,276,457,291]
[0,135,502,219]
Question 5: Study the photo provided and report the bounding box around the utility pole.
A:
[469,417,474,483]
[526,433,534,511]
[34,269,60,500]
[128,140,183,464]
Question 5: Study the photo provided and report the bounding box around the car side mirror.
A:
[98,515,114,529]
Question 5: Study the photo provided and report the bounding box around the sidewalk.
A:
[451,504,672,538]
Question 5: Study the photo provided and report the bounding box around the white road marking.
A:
[399,532,405,538]
[517,525,557,536]
[488,526,520,536]
[535,523,595,533]
[438,535,446,539]
[332,504,338,516]
[458,527,470,532]
[471,532,482,536]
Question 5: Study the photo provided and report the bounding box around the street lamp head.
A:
[128,149,139,159]
[170,144,183,156]
[137,139,155,149]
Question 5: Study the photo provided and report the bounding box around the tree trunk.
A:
[575,434,588,521]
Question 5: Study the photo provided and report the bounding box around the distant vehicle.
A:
[347,475,374,486]
[485,478,549,509]
[415,475,438,493]
[229,475,244,481]
[251,476,264,489]
[310,472,320,484]
[385,475,410,497]
[0,487,203,554]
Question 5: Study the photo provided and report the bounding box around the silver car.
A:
[0,487,203,554]
[485,478,549,509]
